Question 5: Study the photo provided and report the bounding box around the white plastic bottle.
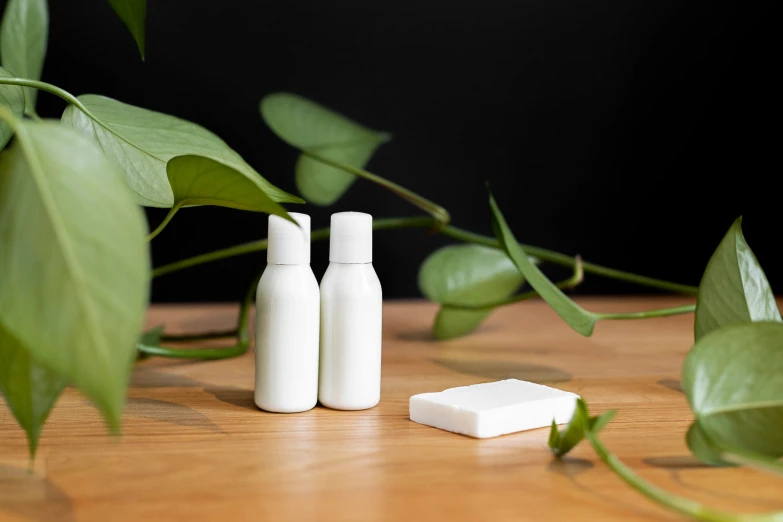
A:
[319,212,383,410]
[255,212,320,413]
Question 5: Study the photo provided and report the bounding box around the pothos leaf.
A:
[0,322,67,457]
[418,244,526,339]
[488,190,598,336]
[549,398,616,458]
[107,0,146,59]
[61,94,303,208]
[0,66,24,150]
[694,217,780,341]
[0,116,150,430]
[260,92,391,205]
[683,322,783,460]
[0,0,47,112]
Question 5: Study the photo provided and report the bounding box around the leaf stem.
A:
[136,271,259,359]
[151,216,698,294]
[595,304,696,320]
[147,203,182,241]
[584,429,783,522]
[302,149,451,226]
[0,77,100,121]
[721,449,783,478]
[160,329,237,342]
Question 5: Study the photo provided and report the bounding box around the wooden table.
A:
[1,297,780,521]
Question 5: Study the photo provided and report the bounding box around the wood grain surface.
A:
[1,297,780,522]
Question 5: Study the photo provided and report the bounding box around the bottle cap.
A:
[267,212,311,264]
[329,212,372,263]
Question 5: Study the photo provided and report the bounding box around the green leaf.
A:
[694,217,780,341]
[0,0,47,112]
[0,66,24,149]
[61,94,303,208]
[0,117,150,430]
[260,92,391,205]
[682,322,783,460]
[686,422,732,467]
[107,0,146,59]
[488,190,598,336]
[418,244,526,339]
[167,155,294,217]
[0,322,67,457]
[548,398,616,458]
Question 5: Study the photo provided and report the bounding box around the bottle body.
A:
[319,262,383,410]
[255,263,320,413]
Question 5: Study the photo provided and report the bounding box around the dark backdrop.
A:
[15,0,780,301]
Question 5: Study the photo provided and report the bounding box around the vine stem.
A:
[137,270,260,359]
[151,216,699,295]
[584,429,783,522]
[302,149,451,225]
[147,204,182,241]
[0,77,99,121]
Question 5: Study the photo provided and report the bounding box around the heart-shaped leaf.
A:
[694,217,780,341]
[260,92,391,205]
[0,0,47,112]
[686,422,732,467]
[418,244,526,339]
[0,66,24,149]
[167,155,293,217]
[107,0,146,59]
[682,322,783,460]
[0,323,66,457]
[0,117,150,430]
[488,190,598,336]
[61,94,302,208]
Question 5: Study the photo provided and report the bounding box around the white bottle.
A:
[319,212,383,410]
[255,212,320,413]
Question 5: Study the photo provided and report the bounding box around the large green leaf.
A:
[260,92,391,205]
[418,244,525,339]
[488,191,598,336]
[0,0,47,112]
[107,0,146,59]
[0,118,150,429]
[0,66,24,149]
[683,322,783,460]
[694,217,780,341]
[167,155,293,217]
[0,322,66,457]
[61,95,303,208]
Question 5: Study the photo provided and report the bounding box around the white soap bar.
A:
[409,379,579,438]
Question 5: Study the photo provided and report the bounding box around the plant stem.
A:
[152,216,698,295]
[721,450,783,478]
[160,329,237,342]
[0,77,99,120]
[584,429,783,522]
[147,203,182,241]
[595,304,696,320]
[136,271,260,359]
[302,149,451,226]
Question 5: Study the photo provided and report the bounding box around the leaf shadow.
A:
[130,366,209,389]
[125,397,224,433]
[667,467,783,508]
[397,328,436,342]
[657,379,683,393]
[204,386,258,413]
[643,456,710,470]
[547,457,594,476]
[0,465,75,522]
[430,358,572,384]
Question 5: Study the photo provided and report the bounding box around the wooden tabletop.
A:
[1,297,781,522]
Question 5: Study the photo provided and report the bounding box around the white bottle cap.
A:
[267,212,311,264]
[329,212,372,263]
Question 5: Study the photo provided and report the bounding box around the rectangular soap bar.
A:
[409,379,579,438]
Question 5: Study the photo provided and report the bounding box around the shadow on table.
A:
[643,456,709,470]
[0,465,75,522]
[431,358,572,384]
[125,397,224,433]
[657,379,683,393]
[204,386,258,413]
[130,366,210,389]
[547,457,594,476]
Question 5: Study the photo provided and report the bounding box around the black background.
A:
[10,0,779,301]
